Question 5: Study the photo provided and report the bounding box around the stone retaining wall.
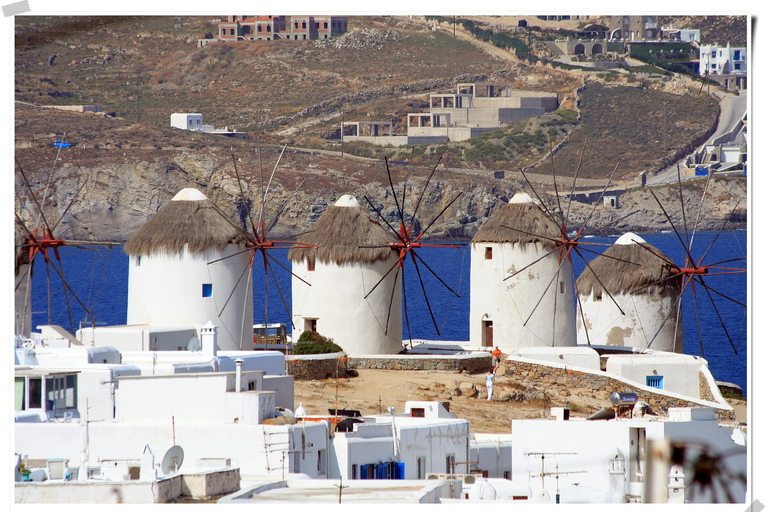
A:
[346,353,491,373]
[286,352,492,378]
[504,357,734,422]
[286,353,350,380]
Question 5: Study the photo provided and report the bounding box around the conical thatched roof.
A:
[576,232,681,296]
[124,188,251,256]
[288,195,396,265]
[471,192,561,245]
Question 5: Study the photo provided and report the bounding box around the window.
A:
[324,22,328,29]
[411,408,425,418]
[351,464,358,479]
[29,378,41,408]
[417,457,426,479]
[559,281,565,294]
[646,376,663,389]
[202,283,213,297]
[317,449,326,474]
[45,375,77,416]
[230,29,235,36]
[135,255,141,266]
[14,377,25,411]
[735,63,741,70]
[485,247,493,260]
[302,21,306,29]
[307,258,315,271]
[446,454,455,474]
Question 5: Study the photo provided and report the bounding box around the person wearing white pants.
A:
[486,371,495,400]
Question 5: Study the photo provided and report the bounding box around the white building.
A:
[80,188,255,351]
[575,232,683,353]
[699,43,747,89]
[170,112,204,131]
[288,195,403,354]
[328,401,471,480]
[510,407,746,503]
[469,193,576,351]
[170,112,235,134]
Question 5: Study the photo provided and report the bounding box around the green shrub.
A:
[294,330,343,354]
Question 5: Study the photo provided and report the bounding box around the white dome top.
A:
[334,195,360,207]
[172,188,208,201]
[509,192,533,204]
[295,402,307,418]
[615,232,646,246]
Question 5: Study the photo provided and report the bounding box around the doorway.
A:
[483,320,493,347]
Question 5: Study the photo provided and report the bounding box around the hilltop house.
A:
[217,15,348,42]
[699,43,747,90]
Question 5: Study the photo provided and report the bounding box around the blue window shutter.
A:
[202,283,213,297]
[646,376,663,389]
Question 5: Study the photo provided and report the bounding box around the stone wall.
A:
[346,353,491,373]
[504,357,734,422]
[287,352,492,377]
[286,353,350,380]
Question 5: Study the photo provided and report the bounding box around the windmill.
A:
[215,146,317,349]
[361,156,465,346]
[15,155,120,339]
[287,155,465,354]
[469,141,636,352]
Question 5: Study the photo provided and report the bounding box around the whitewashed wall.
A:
[604,354,702,397]
[127,245,253,351]
[291,257,403,354]
[15,421,331,479]
[577,289,683,353]
[470,241,576,351]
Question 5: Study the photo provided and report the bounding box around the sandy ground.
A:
[293,363,747,433]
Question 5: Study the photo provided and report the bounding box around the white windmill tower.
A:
[469,192,576,352]
[288,194,403,354]
[575,232,683,353]
[123,188,254,350]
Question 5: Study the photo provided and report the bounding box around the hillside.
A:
[14,15,746,242]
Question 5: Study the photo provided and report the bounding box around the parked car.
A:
[53,140,71,148]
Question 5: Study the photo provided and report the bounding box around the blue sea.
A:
[28,229,748,394]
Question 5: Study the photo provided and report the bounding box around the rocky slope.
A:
[15,104,745,246]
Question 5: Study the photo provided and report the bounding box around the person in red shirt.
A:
[492,346,501,372]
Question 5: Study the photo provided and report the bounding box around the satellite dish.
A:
[161,445,184,475]
[187,337,200,351]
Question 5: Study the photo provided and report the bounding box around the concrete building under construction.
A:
[342,82,558,147]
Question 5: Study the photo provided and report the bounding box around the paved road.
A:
[646,90,746,186]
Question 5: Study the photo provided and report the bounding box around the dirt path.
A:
[434,22,520,64]
[293,363,747,433]
[294,361,608,433]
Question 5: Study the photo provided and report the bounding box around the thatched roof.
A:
[471,192,561,245]
[124,188,251,256]
[288,195,396,265]
[576,232,681,296]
